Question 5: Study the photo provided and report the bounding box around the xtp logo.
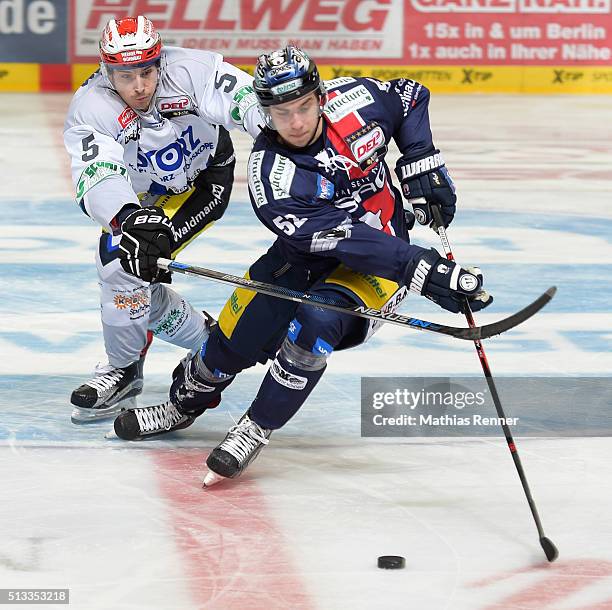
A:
[462,69,493,84]
[553,69,584,84]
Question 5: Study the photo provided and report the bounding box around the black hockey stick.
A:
[157,258,555,342]
[430,204,558,562]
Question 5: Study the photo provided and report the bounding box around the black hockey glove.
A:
[395,149,456,229]
[403,208,416,231]
[404,248,493,313]
[119,208,173,283]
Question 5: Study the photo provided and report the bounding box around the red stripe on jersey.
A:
[324,89,396,234]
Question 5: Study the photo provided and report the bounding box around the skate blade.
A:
[71,406,122,424]
[103,427,141,441]
[202,470,227,488]
[70,396,137,425]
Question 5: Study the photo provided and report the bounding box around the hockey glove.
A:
[119,208,173,283]
[403,208,416,232]
[404,248,493,313]
[395,149,456,229]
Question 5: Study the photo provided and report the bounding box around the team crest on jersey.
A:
[346,123,387,171]
[157,95,196,118]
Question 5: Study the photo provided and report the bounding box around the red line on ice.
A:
[153,450,314,610]
[472,559,612,609]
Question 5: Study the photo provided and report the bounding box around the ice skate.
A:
[70,358,144,424]
[113,400,195,440]
[203,411,272,487]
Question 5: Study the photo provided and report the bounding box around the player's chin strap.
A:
[156,258,555,342]
[428,201,558,563]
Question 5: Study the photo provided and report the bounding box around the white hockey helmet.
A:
[99,16,162,68]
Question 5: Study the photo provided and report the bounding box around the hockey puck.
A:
[377,555,405,570]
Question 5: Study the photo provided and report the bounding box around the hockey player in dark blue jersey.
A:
[113,47,492,486]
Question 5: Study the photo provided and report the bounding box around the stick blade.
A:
[475,286,557,340]
[540,536,559,562]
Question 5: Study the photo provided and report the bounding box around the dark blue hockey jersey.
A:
[247,76,440,284]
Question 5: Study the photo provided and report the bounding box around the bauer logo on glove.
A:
[118,207,174,283]
[133,213,171,226]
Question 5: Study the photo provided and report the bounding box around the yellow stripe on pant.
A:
[324,265,399,309]
[218,264,399,341]
[218,271,259,339]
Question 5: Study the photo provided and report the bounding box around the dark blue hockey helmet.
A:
[253,46,324,108]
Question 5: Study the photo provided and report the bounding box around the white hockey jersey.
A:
[64,46,262,231]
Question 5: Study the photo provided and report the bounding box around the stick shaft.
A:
[431,206,553,548]
[158,258,467,339]
[158,258,554,342]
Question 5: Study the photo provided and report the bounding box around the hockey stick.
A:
[430,204,559,562]
[157,258,555,342]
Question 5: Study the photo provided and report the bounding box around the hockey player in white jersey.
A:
[63,16,262,423]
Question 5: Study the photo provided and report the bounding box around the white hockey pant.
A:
[96,255,209,368]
